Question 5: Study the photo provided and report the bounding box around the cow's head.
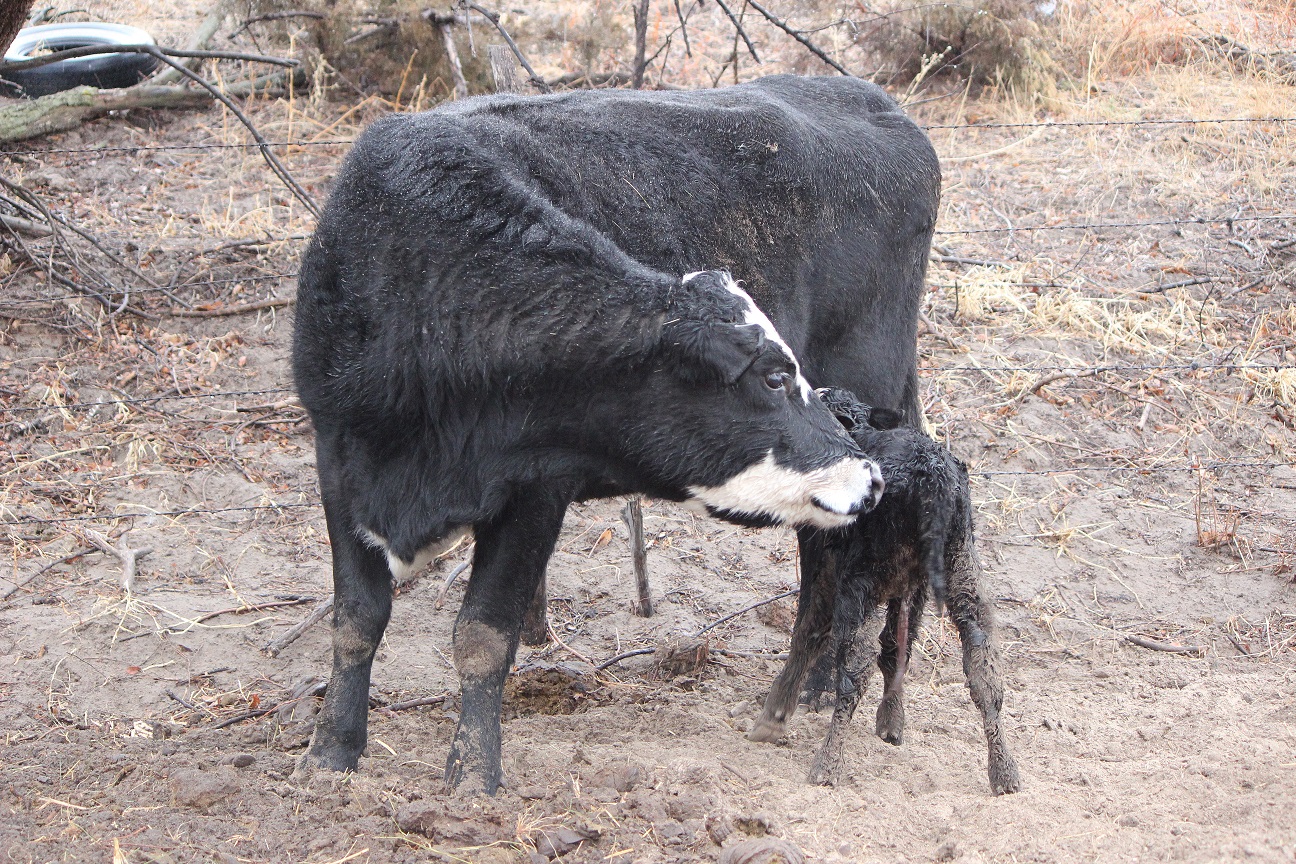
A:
[623,271,883,529]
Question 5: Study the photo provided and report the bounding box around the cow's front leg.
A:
[445,487,567,795]
[298,500,394,774]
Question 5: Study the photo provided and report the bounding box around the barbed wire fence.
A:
[1,111,1294,539]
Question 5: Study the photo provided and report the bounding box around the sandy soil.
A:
[3,2,1296,862]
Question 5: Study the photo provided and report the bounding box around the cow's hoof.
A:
[876,701,904,745]
[989,756,1022,795]
[746,716,785,743]
[806,761,841,787]
[445,752,502,797]
[291,748,356,782]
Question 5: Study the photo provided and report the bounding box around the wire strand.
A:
[4,459,1293,526]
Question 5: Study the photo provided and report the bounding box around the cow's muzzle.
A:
[809,457,884,524]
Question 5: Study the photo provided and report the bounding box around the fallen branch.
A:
[1125,633,1204,655]
[82,529,151,593]
[0,44,298,75]
[166,295,295,318]
[931,253,1012,268]
[0,214,51,236]
[743,0,849,75]
[595,646,657,671]
[264,594,334,656]
[0,76,297,144]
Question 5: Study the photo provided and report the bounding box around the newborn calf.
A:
[748,388,1021,795]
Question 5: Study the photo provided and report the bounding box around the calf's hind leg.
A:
[808,580,881,786]
[446,485,568,796]
[947,544,1021,795]
[875,585,926,745]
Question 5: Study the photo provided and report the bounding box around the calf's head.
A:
[624,271,883,529]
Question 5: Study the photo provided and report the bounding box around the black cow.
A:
[292,74,938,795]
[748,388,1021,795]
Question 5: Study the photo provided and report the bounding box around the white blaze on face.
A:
[359,525,473,585]
[682,271,814,402]
[686,451,884,530]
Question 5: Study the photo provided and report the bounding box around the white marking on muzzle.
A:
[686,451,884,529]
[683,271,814,402]
[359,525,473,584]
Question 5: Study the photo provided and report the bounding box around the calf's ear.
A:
[867,407,905,430]
[664,320,765,387]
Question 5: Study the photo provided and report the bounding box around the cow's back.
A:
[438,75,940,420]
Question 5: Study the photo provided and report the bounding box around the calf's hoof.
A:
[875,702,904,745]
[806,745,843,787]
[989,755,1022,796]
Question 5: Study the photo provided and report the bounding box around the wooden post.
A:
[622,497,652,617]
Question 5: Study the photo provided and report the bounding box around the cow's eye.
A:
[765,372,791,393]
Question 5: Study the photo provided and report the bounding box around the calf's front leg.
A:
[445,487,567,795]
[749,531,842,743]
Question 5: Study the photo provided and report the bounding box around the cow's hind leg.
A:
[445,486,567,796]
[750,531,842,742]
[947,544,1021,795]
[298,495,394,775]
[808,580,880,786]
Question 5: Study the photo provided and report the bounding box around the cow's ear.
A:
[665,320,765,386]
[867,407,904,430]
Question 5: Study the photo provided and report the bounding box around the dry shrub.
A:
[1050,0,1296,83]
[237,0,496,98]
[861,0,1058,96]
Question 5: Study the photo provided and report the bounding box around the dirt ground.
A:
[2,1,1296,862]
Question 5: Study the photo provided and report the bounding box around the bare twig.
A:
[384,693,449,712]
[743,0,850,75]
[138,48,321,218]
[0,214,51,237]
[1012,368,1102,406]
[0,44,298,74]
[264,595,334,656]
[166,296,295,318]
[1,548,96,601]
[433,561,472,610]
[165,687,215,718]
[459,1,551,93]
[1125,633,1205,654]
[231,9,325,38]
[713,0,760,61]
[621,498,652,617]
[1138,276,1217,295]
[931,253,1012,268]
[437,21,469,99]
[595,646,657,671]
[694,587,799,636]
[81,529,151,593]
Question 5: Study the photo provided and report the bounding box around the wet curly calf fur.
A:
[749,387,1022,795]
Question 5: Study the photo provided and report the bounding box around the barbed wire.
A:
[921,116,1296,131]
[0,272,300,308]
[3,360,1291,416]
[934,213,1293,236]
[7,115,1296,160]
[4,458,1293,527]
[1,502,318,527]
